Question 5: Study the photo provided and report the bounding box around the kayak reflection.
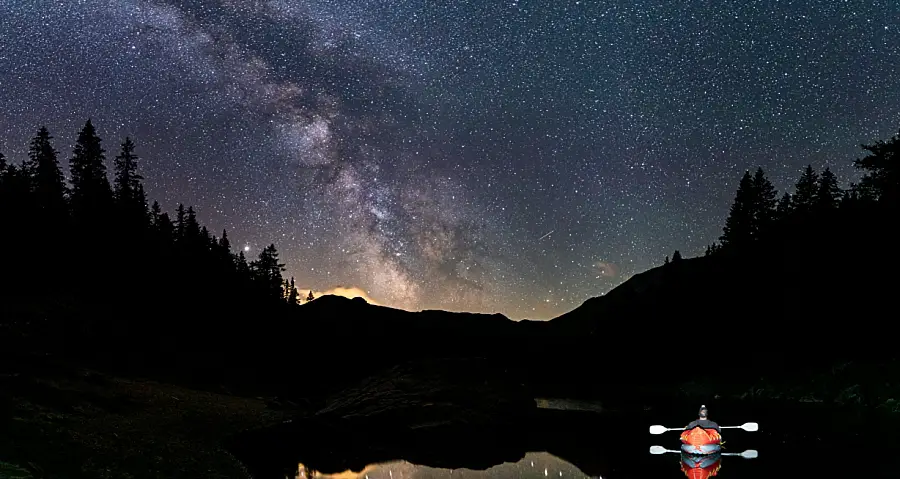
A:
[680,452,722,479]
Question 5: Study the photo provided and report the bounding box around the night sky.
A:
[1,1,898,319]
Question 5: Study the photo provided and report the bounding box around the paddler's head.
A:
[699,405,708,419]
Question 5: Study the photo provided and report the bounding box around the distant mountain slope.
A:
[547,207,897,356]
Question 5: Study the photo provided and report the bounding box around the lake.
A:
[230,398,900,478]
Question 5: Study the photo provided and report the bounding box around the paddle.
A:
[649,422,758,434]
[721,422,759,432]
[649,445,758,459]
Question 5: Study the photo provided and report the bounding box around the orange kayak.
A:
[680,427,722,455]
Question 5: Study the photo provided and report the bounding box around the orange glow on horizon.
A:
[300,286,383,306]
[295,462,391,479]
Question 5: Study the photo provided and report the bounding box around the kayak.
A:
[680,451,722,478]
[680,427,722,455]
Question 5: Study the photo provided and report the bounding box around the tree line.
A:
[0,120,313,305]
[0,121,339,373]
[658,129,899,264]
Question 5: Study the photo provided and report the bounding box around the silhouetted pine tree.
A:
[200,225,212,247]
[113,137,148,230]
[672,250,682,262]
[251,244,286,301]
[148,201,175,264]
[219,230,231,254]
[236,250,251,277]
[776,192,793,221]
[26,127,69,225]
[287,277,299,305]
[185,206,201,246]
[854,130,900,206]
[68,120,115,282]
[815,167,842,211]
[69,120,113,227]
[664,255,669,265]
[793,165,819,214]
[23,127,69,285]
[750,167,778,238]
[720,170,755,248]
[175,203,186,240]
[217,229,237,275]
[306,290,315,302]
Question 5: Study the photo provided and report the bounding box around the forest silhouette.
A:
[0,121,308,390]
[2,120,899,398]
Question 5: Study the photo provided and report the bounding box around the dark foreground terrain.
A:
[0,360,286,479]
[3,353,898,479]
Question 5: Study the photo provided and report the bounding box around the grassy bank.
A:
[0,367,289,479]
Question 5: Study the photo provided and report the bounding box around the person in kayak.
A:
[685,405,720,432]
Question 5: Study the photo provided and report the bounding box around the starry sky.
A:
[1,1,898,319]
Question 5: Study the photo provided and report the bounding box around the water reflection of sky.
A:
[292,452,593,479]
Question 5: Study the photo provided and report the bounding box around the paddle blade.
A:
[649,446,669,455]
[742,422,759,432]
[649,425,670,434]
[741,449,759,459]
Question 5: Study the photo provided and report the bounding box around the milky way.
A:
[1,1,898,319]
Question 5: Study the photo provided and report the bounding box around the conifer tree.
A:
[720,170,755,248]
[150,201,162,227]
[185,206,201,243]
[793,165,819,213]
[306,290,315,302]
[287,277,299,305]
[219,229,231,253]
[251,244,285,300]
[750,167,778,236]
[664,255,669,265]
[236,250,251,283]
[854,130,900,205]
[200,225,211,246]
[175,203,186,240]
[26,126,69,223]
[69,119,113,225]
[672,250,682,262]
[816,167,842,211]
[113,137,147,228]
[776,192,793,221]
[135,183,149,225]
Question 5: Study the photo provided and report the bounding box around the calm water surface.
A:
[239,399,899,479]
